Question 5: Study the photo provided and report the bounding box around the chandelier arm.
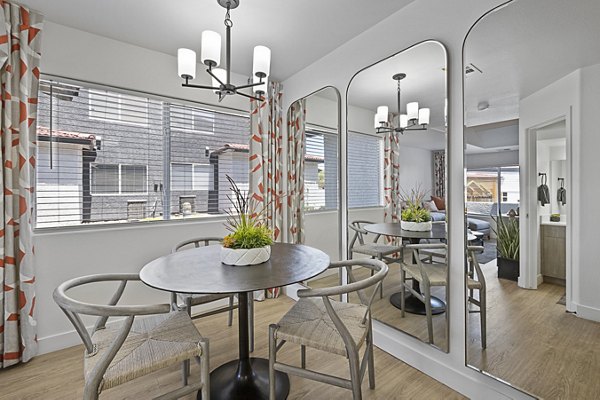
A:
[236,90,263,102]
[206,68,226,87]
[235,81,266,90]
[182,82,221,90]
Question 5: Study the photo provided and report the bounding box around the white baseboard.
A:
[576,303,600,322]
[537,274,543,286]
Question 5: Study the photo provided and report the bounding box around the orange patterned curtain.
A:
[286,99,305,244]
[383,130,401,223]
[0,1,43,367]
[249,82,284,241]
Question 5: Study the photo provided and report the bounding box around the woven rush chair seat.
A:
[86,311,203,391]
[352,243,402,258]
[275,298,368,356]
[402,263,448,286]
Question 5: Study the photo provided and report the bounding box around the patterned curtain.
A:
[383,131,401,222]
[249,81,284,242]
[286,99,305,244]
[433,150,446,197]
[0,2,43,367]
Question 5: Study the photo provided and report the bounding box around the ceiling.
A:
[464,0,600,127]
[19,0,414,82]
[347,41,447,151]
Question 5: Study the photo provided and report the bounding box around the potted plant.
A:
[400,186,432,231]
[493,215,519,281]
[220,175,273,266]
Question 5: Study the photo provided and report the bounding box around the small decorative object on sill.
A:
[220,175,273,266]
[400,184,433,232]
[550,214,561,222]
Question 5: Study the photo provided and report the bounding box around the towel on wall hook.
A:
[557,178,566,206]
[538,173,550,206]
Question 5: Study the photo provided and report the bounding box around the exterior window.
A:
[91,164,147,195]
[348,132,383,208]
[89,90,149,126]
[466,166,519,215]
[36,78,250,229]
[304,130,338,211]
[171,163,213,191]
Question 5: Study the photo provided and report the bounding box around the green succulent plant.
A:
[222,175,273,250]
[400,185,432,223]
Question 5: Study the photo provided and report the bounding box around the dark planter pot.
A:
[497,256,519,281]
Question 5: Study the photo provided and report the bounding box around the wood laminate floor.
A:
[0,296,463,400]
[467,259,600,400]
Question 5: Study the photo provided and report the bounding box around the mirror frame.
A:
[344,40,450,352]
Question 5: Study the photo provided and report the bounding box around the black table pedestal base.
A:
[390,292,445,315]
[199,357,290,400]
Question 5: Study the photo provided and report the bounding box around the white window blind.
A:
[348,132,383,208]
[36,78,250,229]
[304,130,338,211]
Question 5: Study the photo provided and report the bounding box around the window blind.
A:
[304,130,338,211]
[36,78,250,229]
[348,132,383,208]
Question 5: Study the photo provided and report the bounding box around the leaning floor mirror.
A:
[464,0,600,397]
[345,41,448,351]
[289,87,343,285]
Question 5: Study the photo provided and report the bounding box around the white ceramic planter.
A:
[401,220,432,232]
[220,245,271,266]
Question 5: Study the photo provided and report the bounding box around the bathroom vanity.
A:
[540,219,566,285]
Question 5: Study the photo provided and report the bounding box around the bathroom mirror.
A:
[345,41,448,351]
[464,0,600,397]
[290,86,342,285]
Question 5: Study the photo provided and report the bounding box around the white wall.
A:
[398,146,433,195]
[281,0,531,399]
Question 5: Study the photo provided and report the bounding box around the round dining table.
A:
[363,222,449,315]
[140,242,330,400]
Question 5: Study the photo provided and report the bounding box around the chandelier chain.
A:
[224,6,233,27]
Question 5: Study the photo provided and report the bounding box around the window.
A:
[91,164,147,195]
[466,166,519,215]
[171,163,213,191]
[170,105,215,134]
[304,130,338,211]
[36,78,250,229]
[89,90,149,126]
[348,132,383,208]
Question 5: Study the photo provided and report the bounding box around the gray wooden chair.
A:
[172,237,254,352]
[399,243,448,345]
[53,273,209,400]
[467,245,487,349]
[268,259,388,400]
[348,220,402,298]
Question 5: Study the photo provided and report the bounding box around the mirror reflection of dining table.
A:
[140,242,330,400]
[362,222,452,315]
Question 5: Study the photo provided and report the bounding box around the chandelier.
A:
[374,73,430,134]
[177,0,271,102]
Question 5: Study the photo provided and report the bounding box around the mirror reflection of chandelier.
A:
[374,73,430,134]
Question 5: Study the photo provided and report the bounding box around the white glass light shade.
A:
[177,48,196,79]
[376,106,389,123]
[253,75,268,94]
[374,114,379,129]
[253,45,271,77]
[418,108,430,125]
[212,68,227,93]
[399,114,408,128]
[407,102,419,120]
[201,30,221,66]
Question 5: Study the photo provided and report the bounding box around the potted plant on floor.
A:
[400,186,432,231]
[221,175,273,266]
[493,215,519,281]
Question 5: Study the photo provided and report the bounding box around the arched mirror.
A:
[345,41,448,351]
[464,0,600,397]
[288,86,342,284]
